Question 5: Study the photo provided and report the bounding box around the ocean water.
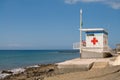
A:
[0,50,79,70]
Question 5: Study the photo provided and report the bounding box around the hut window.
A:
[87,34,94,36]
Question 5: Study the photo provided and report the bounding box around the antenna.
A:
[80,9,82,56]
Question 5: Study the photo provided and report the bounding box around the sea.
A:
[0,50,79,70]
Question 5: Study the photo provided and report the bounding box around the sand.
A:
[44,55,120,80]
[44,65,120,80]
[1,55,120,80]
[112,55,120,66]
[2,64,120,80]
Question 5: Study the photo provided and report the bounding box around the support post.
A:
[80,9,82,58]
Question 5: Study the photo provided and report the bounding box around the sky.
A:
[0,0,120,50]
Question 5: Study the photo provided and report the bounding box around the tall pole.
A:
[80,9,82,57]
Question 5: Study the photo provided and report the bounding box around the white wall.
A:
[86,33,103,47]
[84,32,108,52]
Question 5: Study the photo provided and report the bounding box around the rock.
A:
[0,73,10,79]
[0,64,58,80]
[1,70,13,74]
[91,62,109,69]
[9,68,25,74]
[112,55,120,66]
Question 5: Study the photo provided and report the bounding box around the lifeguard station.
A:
[73,9,111,58]
[81,28,110,58]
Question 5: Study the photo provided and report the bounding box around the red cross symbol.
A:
[91,37,98,45]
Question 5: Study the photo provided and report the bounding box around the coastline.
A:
[0,50,79,70]
[0,64,59,80]
[45,65,120,80]
[1,56,120,80]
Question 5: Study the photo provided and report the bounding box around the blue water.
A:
[0,50,79,70]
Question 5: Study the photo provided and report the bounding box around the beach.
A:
[0,64,58,80]
[0,56,120,80]
[44,65,120,80]
[0,62,120,80]
[0,50,120,80]
[0,50,79,80]
[0,0,119,79]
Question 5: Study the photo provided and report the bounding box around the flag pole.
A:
[80,9,82,58]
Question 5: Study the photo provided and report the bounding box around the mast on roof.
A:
[80,9,82,55]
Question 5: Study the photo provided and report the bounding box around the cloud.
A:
[64,0,105,4]
[106,1,120,9]
[64,0,120,9]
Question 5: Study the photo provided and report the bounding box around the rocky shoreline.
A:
[2,64,120,80]
[0,64,59,80]
[1,55,120,80]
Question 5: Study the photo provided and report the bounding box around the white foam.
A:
[9,68,25,74]
[0,73,10,79]
[26,65,40,68]
[0,65,40,79]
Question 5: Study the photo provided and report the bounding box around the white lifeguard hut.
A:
[73,9,111,58]
[81,28,111,58]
